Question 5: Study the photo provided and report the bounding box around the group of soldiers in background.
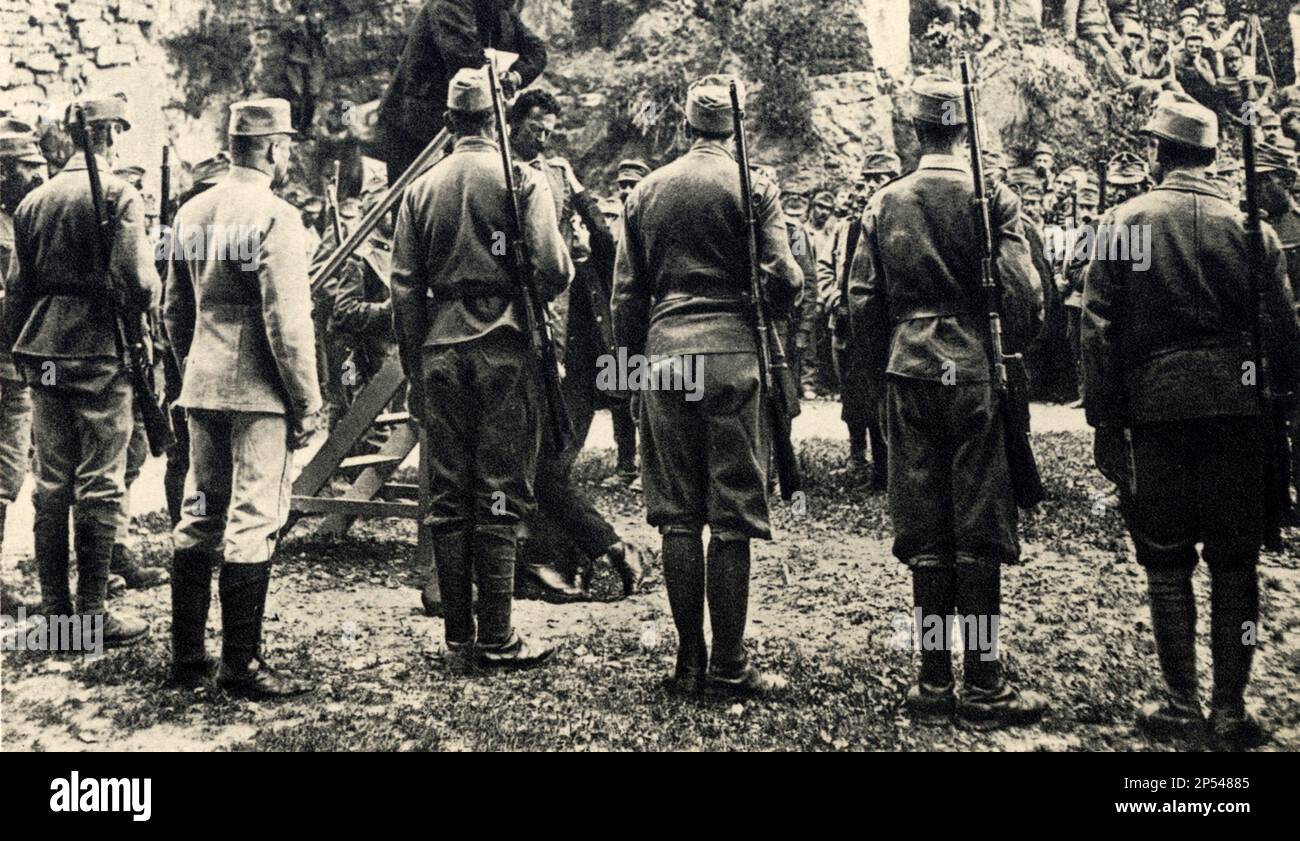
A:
[0,0,1296,748]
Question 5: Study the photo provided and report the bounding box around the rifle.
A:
[73,107,174,457]
[325,159,343,244]
[159,145,172,228]
[731,81,802,501]
[960,55,1045,509]
[485,59,572,453]
[1097,157,1108,214]
[1239,80,1292,551]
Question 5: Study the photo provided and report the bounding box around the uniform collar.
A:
[224,165,274,187]
[59,153,110,174]
[917,153,969,173]
[688,138,735,159]
[454,135,499,154]
[1154,168,1226,201]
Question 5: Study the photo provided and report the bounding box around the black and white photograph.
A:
[0,0,1296,800]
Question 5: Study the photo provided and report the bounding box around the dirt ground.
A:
[2,400,1299,752]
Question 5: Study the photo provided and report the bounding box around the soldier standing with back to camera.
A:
[848,76,1047,728]
[1083,95,1300,749]
[612,75,802,697]
[164,99,322,697]
[3,97,157,647]
[392,67,571,669]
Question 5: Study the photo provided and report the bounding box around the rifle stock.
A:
[73,108,174,457]
[731,81,801,501]
[1240,80,1291,550]
[960,55,1045,509]
[486,60,572,453]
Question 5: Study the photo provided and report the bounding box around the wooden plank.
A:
[291,357,406,498]
[339,453,405,470]
[373,411,411,426]
[320,425,420,537]
[290,496,420,519]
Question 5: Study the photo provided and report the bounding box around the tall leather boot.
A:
[33,507,72,615]
[169,547,217,687]
[433,530,475,665]
[661,530,707,694]
[1207,559,1268,750]
[1139,563,1205,740]
[473,530,551,669]
[217,562,313,698]
[74,519,149,649]
[705,536,786,697]
[907,565,957,719]
[955,562,1047,728]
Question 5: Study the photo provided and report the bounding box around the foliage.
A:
[733,0,875,138]
[160,14,252,118]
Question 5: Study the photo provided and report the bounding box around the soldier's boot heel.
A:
[217,562,314,699]
[906,682,957,722]
[1136,700,1206,742]
[704,536,788,699]
[169,547,217,687]
[957,680,1048,729]
[473,531,552,671]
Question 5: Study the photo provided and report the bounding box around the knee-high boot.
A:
[217,562,312,698]
[74,518,148,648]
[473,529,551,669]
[955,561,1047,728]
[433,530,474,649]
[660,529,707,692]
[705,535,786,697]
[1136,562,1206,739]
[169,547,216,685]
[1206,559,1267,748]
[34,507,72,615]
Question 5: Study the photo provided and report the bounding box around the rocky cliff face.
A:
[7,0,1287,199]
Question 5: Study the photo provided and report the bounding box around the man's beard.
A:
[0,175,38,211]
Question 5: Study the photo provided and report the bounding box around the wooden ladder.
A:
[287,355,437,598]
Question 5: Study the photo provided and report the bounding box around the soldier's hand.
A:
[289,411,320,451]
[1093,425,1129,490]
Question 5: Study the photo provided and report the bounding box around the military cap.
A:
[1222,44,1243,60]
[1033,141,1055,158]
[338,197,363,219]
[193,151,231,186]
[229,98,295,136]
[1007,165,1039,187]
[1212,155,1243,175]
[1259,106,1281,129]
[1020,183,1044,200]
[1106,151,1148,184]
[1144,91,1217,149]
[1254,142,1297,175]
[1150,28,1171,43]
[1077,182,1101,205]
[811,190,835,207]
[617,158,651,182]
[281,184,307,207]
[1178,6,1200,21]
[300,196,324,214]
[909,75,965,126]
[1057,165,1088,185]
[113,164,145,179]
[686,74,742,134]
[861,149,902,175]
[1122,20,1146,38]
[1183,28,1207,43]
[1204,1,1226,16]
[0,116,43,162]
[597,196,622,217]
[447,67,492,113]
[67,96,130,130]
